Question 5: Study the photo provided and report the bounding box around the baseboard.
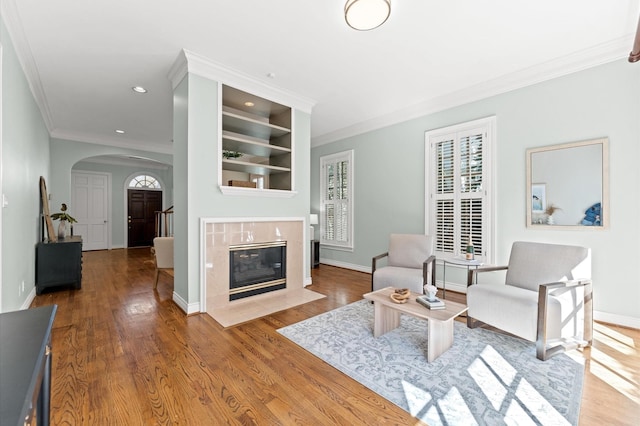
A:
[319,258,371,273]
[594,310,640,330]
[172,291,200,315]
[304,275,312,286]
[20,288,36,310]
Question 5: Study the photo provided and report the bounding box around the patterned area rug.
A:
[277,300,584,425]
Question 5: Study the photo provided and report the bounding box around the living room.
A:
[1,2,639,424]
[2,2,639,326]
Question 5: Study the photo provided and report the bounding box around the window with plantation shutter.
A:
[426,117,495,263]
[320,150,354,250]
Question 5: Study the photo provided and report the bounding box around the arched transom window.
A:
[128,175,161,189]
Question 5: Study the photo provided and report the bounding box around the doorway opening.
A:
[127,175,162,248]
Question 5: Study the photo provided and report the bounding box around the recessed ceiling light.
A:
[132,86,147,93]
[244,101,255,107]
[115,129,125,134]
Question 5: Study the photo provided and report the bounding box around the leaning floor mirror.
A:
[526,137,609,229]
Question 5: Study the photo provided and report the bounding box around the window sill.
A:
[319,243,354,252]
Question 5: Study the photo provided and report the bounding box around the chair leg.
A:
[584,284,594,346]
[154,269,160,289]
[467,315,483,329]
[536,280,593,361]
[536,285,549,360]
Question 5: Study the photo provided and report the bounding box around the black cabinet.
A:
[311,240,320,269]
[36,236,82,295]
[0,305,57,426]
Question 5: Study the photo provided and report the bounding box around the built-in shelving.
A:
[220,85,293,191]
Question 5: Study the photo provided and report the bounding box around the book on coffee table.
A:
[416,295,445,310]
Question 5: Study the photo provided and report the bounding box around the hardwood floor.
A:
[30,249,639,425]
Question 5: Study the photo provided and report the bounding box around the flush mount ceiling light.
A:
[244,101,255,107]
[132,86,147,93]
[344,0,391,31]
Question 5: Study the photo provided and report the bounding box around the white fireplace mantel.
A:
[200,217,309,317]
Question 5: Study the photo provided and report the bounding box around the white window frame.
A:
[128,174,162,190]
[320,150,354,250]
[425,117,495,264]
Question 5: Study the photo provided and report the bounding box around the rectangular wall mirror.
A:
[526,137,609,229]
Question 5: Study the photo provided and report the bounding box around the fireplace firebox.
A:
[229,241,286,301]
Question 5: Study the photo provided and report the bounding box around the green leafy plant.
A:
[50,203,77,223]
[222,150,243,159]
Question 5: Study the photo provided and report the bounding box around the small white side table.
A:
[441,256,484,299]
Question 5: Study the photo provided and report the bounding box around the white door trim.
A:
[72,170,112,250]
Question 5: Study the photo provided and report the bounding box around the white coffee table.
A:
[363,287,468,362]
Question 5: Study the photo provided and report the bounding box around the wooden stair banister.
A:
[154,206,174,237]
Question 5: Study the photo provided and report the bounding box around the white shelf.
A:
[222,111,290,140]
[222,159,290,175]
[222,131,291,158]
[218,186,298,198]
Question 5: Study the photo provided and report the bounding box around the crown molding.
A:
[167,49,189,90]
[50,128,173,155]
[1,0,55,132]
[311,35,634,147]
[169,49,316,114]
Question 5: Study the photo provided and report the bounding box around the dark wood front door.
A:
[128,190,162,247]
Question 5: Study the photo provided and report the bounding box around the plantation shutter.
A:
[321,151,353,249]
[435,137,455,253]
[428,120,492,261]
[459,132,484,256]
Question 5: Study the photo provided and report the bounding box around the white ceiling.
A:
[3,0,638,156]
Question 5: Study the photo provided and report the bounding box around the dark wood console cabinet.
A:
[311,240,320,269]
[0,305,57,426]
[36,236,82,295]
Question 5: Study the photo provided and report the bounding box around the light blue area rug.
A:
[277,300,584,425]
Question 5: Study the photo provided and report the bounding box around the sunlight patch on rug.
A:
[277,300,584,425]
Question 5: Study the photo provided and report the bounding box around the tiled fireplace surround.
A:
[202,218,309,323]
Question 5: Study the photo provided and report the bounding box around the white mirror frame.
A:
[526,137,609,229]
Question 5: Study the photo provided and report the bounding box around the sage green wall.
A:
[72,161,174,248]
[312,58,640,323]
[1,18,51,311]
[172,76,189,306]
[173,73,312,309]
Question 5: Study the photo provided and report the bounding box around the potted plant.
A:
[222,150,243,159]
[50,203,77,239]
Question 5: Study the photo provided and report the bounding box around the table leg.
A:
[426,318,455,362]
[372,302,401,337]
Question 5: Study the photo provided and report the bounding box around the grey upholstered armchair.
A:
[152,236,174,289]
[371,234,436,294]
[467,241,593,361]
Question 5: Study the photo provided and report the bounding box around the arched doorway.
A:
[127,174,162,247]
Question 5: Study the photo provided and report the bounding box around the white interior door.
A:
[72,171,110,251]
